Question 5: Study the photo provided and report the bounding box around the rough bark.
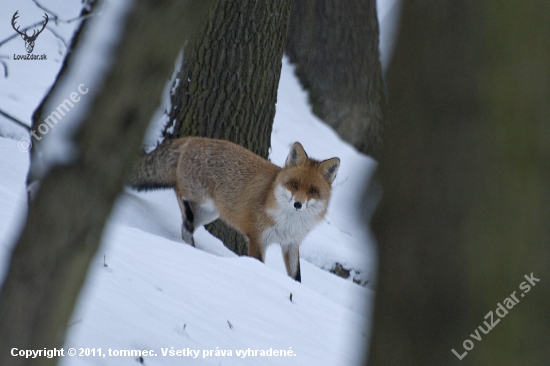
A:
[367,0,550,365]
[0,1,211,365]
[165,0,293,255]
[285,0,385,157]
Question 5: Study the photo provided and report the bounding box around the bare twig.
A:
[33,0,98,24]
[0,58,7,78]
[32,0,59,23]
[46,27,68,52]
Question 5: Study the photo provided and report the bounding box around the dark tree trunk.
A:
[0,1,211,365]
[27,0,99,188]
[367,0,550,365]
[285,0,385,157]
[31,1,97,124]
[165,0,293,255]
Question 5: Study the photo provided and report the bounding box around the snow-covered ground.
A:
[0,1,388,364]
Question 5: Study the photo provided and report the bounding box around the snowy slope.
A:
[0,1,388,365]
[50,57,377,366]
[0,68,376,364]
[272,59,377,287]
[56,223,371,366]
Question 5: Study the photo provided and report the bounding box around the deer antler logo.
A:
[12,11,49,54]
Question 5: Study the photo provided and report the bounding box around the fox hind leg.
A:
[175,187,195,246]
[191,198,220,228]
[182,200,196,245]
[181,200,195,246]
[175,188,220,247]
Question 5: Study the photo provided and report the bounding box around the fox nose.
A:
[294,201,302,210]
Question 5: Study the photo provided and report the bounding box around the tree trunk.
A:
[367,0,550,365]
[27,0,98,187]
[285,0,385,157]
[0,1,211,365]
[165,0,293,255]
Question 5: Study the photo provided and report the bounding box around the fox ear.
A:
[319,158,340,184]
[285,142,308,167]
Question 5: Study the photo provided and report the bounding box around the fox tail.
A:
[127,139,180,191]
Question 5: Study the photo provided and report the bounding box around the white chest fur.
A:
[262,185,325,247]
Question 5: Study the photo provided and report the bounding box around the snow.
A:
[57,223,371,366]
[272,59,378,286]
[0,0,82,126]
[143,49,184,151]
[0,0,398,364]
[377,0,401,72]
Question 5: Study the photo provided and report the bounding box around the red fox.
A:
[129,137,340,282]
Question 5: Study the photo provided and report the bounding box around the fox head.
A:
[273,142,340,219]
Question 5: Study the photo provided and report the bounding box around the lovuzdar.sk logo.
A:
[12,10,48,60]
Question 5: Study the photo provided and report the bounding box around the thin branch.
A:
[33,0,98,24]
[0,57,8,77]
[46,27,68,52]
[32,0,60,24]
[0,109,31,131]
[63,12,96,24]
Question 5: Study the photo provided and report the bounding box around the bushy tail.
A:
[127,139,180,191]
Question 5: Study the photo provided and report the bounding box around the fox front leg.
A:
[247,234,265,262]
[282,245,301,282]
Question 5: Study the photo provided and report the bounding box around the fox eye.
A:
[291,182,298,189]
[309,188,317,195]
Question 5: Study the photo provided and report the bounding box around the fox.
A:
[128,137,340,282]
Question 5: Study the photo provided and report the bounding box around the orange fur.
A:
[129,137,340,282]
